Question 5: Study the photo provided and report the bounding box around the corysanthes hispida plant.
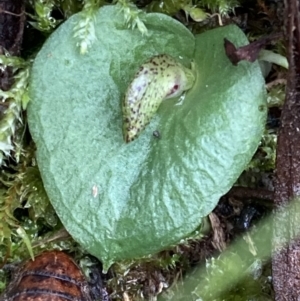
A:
[122,54,196,143]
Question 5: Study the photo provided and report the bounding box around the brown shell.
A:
[0,251,92,301]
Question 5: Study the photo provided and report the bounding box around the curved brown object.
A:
[0,251,93,301]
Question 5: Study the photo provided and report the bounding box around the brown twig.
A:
[227,186,274,202]
[0,8,24,17]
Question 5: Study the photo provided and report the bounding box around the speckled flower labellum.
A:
[122,54,195,143]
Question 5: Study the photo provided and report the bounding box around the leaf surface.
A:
[28,6,266,269]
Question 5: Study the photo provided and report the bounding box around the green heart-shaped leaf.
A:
[28,5,266,269]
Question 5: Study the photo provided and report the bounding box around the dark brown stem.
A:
[227,186,274,202]
[272,0,300,299]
